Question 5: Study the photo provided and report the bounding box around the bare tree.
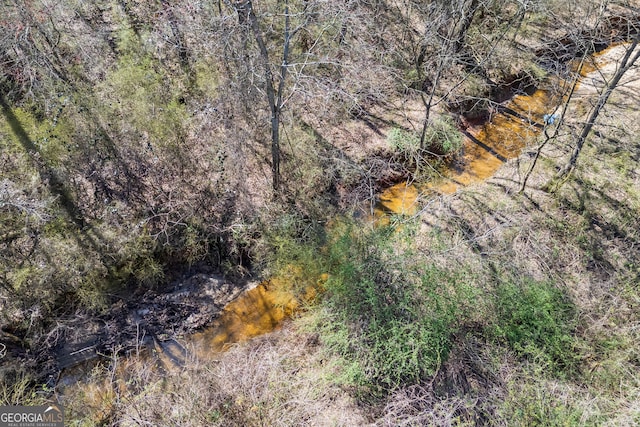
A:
[242,0,299,193]
[519,61,583,193]
[399,0,534,151]
[520,0,613,193]
[554,35,640,183]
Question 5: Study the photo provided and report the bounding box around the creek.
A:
[57,45,615,403]
[374,86,553,218]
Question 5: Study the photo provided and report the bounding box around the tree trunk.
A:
[452,0,479,54]
[246,0,290,192]
[519,57,586,193]
[556,37,640,181]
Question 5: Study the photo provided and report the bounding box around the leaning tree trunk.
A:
[556,36,640,181]
[519,56,586,193]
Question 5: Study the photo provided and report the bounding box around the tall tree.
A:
[519,0,613,193]
[411,0,530,149]
[243,0,297,193]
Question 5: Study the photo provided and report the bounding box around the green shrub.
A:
[497,374,590,427]
[97,29,189,155]
[424,115,463,155]
[0,369,49,406]
[316,222,475,393]
[386,127,424,175]
[387,127,420,155]
[493,278,577,374]
[386,116,462,178]
[257,210,327,297]
[386,126,448,180]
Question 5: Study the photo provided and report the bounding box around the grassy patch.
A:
[497,373,592,427]
[310,221,477,394]
[424,115,464,155]
[0,369,50,406]
[492,277,578,375]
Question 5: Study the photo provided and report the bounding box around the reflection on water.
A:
[61,47,614,403]
[442,88,553,193]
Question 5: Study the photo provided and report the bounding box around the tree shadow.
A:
[0,93,119,281]
[495,104,545,130]
[461,129,508,163]
[352,109,408,136]
[561,177,640,266]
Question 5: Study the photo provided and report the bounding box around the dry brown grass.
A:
[62,324,367,426]
[57,38,640,427]
[58,57,640,427]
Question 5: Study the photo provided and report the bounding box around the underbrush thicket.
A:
[57,210,619,425]
[387,115,464,174]
[0,0,601,326]
[264,218,583,399]
[492,277,578,376]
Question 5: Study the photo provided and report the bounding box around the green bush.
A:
[316,222,475,393]
[493,278,577,374]
[387,127,420,155]
[497,374,590,427]
[386,116,462,179]
[257,210,327,297]
[424,115,463,155]
[97,29,189,156]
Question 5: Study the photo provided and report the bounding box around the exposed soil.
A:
[30,24,639,397]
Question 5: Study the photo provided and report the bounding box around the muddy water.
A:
[376,88,554,213]
[179,84,556,356]
[443,88,552,192]
[373,180,420,218]
[189,279,300,356]
[377,50,608,211]
[58,86,563,391]
[58,277,320,417]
